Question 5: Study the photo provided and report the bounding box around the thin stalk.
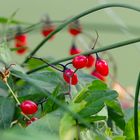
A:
[6,82,20,105]
[134,72,140,140]
[26,37,140,74]
[22,3,140,65]
[6,82,31,121]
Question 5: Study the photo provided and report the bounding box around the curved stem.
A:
[26,37,140,74]
[22,3,140,65]
[134,72,140,140]
[6,82,20,105]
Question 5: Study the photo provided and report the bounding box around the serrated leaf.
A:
[0,97,15,129]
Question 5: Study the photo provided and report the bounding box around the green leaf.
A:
[79,90,118,117]
[0,16,29,25]
[27,109,63,136]
[106,100,125,130]
[12,69,68,93]
[73,80,108,103]
[43,84,65,114]
[124,111,140,140]
[60,101,86,140]
[0,97,15,129]
[0,42,12,64]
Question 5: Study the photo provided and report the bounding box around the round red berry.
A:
[91,70,106,81]
[72,55,88,69]
[70,45,81,55]
[41,26,55,39]
[95,59,109,76]
[63,69,78,85]
[69,28,81,36]
[86,55,96,68]
[26,117,38,126]
[20,100,38,115]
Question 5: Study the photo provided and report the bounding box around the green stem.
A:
[22,3,140,65]
[6,82,20,105]
[134,72,140,140]
[27,37,140,74]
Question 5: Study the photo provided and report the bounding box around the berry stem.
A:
[22,3,140,65]
[21,112,31,121]
[31,56,64,72]
[134,72,140,140]
[26,37,140,74]
[6,82,20,105]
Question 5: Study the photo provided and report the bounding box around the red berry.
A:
[63,69,78,85]
[95,58,109,76]
[15,34,26,42]
[68,20,82,36]
[20,100,38,115]
[72,55,88,69]
[86,55,96,68]
[91,70,106,81]
[70,45,81,55]
[69,28,81,36]
[26,117,38,126]
[41,26,55,39]
[15,34,27,55]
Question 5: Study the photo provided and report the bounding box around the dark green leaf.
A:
[106,100,125,130]
[0,97,15,129]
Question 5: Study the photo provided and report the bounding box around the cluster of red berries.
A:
[20,100,38,126]
[67,20,109,82]
[91,54,109,82]
[63,53,109,85]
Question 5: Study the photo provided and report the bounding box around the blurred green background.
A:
[0,0,140,87]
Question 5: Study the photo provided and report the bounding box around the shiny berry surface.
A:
[20,100,38,115]
[91,70,106,81]
[95,59,109,76]
[72,55,88,69]
[63,69,78,85]
[26,117,38,126]
[86,55,96,68]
